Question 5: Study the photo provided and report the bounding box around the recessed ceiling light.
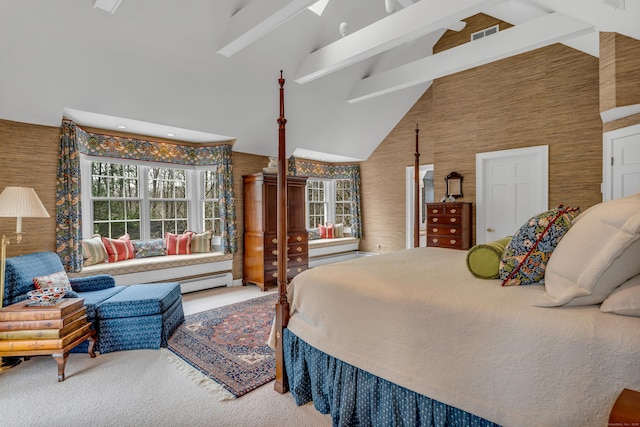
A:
[117,125,126,129]
[167,133,175,137]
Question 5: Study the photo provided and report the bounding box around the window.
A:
[306,179,352,231]
[148,167,189,238]
[91,162,141,239]
[307,180,326,228]
[82,157,219,244]
[202,170,222,241]
[334,179,352,228]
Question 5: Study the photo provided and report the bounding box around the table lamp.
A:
[0,186,50,371]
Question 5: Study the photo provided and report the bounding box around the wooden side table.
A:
[0,298,97,382]
[610,389,640,426]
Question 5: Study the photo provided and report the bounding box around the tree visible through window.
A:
[306,179,352,231]
[84,158,218,246]
[307,180,326,228]
[202,170,222,237]
[91,162,141,239]
[335,179,351,228]
[148,167,189,238]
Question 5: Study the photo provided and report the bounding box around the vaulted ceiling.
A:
[1,0,638,161]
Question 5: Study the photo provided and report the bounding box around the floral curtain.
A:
[56,120,83,272]
[56,121,237,271]
[74,126,237,253]
[288,156,362,238]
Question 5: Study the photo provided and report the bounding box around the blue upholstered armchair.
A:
[3,251,184,354]
[3,251,116,307]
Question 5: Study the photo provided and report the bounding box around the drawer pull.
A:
[272,249,277,255]
[432,228,439,233]
[431,238,439,243]
[272,238,277,244]
[296,246,303,252]
[432,218,438,223]
[296,268,302,273]
[450,208,457,214]
[431,209,438,214]
[450,218,457,223]
[272,261,277,266]
[296,257,303,263]
[296,235,302,242]
[450,239,457,244]
[450,229,457,234]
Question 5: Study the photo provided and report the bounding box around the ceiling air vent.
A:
[471,25,499,41]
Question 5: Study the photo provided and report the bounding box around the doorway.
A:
[405,164,434,248]
[476,146,548,244]
[603,123,640,201]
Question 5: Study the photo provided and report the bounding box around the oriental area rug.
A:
[167,293,277,398]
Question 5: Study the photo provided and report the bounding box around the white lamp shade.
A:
[0,187,50,218]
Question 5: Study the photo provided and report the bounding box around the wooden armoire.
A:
[243,173,309,291]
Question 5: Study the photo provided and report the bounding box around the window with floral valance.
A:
[56,119,237,272]
[287,156,362,238]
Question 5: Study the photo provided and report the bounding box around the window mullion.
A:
[140,165,150,240]
[189,170,200,232]
[326,180,335,224]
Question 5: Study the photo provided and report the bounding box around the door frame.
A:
[406,164,434,249]
[602,123,640,202]
[476,145,548,244]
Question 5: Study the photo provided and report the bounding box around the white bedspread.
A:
[282,247,640,427]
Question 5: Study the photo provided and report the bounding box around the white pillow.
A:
[535,192,640,307]
[601,274,640,317]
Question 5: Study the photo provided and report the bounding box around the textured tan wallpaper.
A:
[0,119,59,257]
[359,18,603,253]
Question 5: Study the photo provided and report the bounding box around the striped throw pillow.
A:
[82,234,108,266]
[166,231,194,255]
[190,230,212,253]
[102,233,136,263]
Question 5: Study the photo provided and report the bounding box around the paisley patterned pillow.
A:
[133,238,166,258]
[499,206,580,286]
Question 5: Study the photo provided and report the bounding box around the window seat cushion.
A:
[68,252,233,278]
[308,237,359,250]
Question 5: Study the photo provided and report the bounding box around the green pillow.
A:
[466,237,512,279]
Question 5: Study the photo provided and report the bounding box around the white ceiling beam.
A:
[347,12,594,103]
[217,0,318,58]
[294,0,508,84]
[94,0,123,14]
[396,0,416,8]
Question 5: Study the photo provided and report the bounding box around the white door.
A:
[603,124,640,201]
[476,146,548,244]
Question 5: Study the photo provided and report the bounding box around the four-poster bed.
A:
[271,72,640,426]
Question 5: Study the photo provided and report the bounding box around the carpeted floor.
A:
[168,293,277,397]
[0,286,331,427]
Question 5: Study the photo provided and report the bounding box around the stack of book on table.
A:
[0,299,90,352]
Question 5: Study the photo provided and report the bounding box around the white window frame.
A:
[80,155,218,240]
[306,178,352,233]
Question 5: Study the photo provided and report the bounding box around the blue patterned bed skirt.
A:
[284,329,500,427]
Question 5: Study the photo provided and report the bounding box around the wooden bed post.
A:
[274,70,290,394]
[414,124,420,248]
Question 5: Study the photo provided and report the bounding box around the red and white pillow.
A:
[102,233,136,263]
[318,223,334,239]
[166,231,194,255]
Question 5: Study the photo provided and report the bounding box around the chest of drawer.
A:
[427,225,462,237]
[427,236,465,249]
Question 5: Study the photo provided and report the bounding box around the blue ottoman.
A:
[94,282,184,354]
